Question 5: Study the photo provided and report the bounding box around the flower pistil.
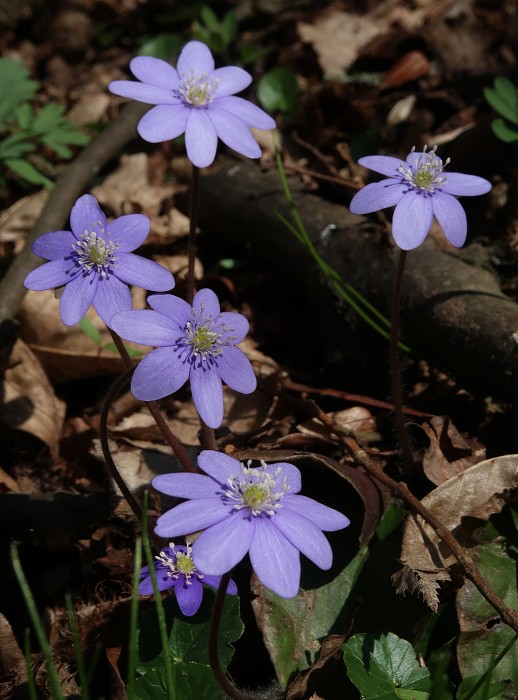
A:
[223,461,289,516]
[177,71,218,107]
[156,542,200,586]
[398,145,450,193]
[73,226,118,277]
[180,304,236,362]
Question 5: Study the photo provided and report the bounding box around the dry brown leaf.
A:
[297,406,378,444]
[0,612,25,683]
[392,564,451,613]
[0,190,48,246]
[397,455,518,609]
[421,415,486,486]
[0,339,65,457]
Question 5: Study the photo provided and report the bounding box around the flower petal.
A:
[216,346,256,394]
[358,155,406,177]
[137,104,189,142]
[193,288,220,317]
[431,190,467,248]
[197,450,241,483]
[202,574,238,595]
[208,106,261,159]
[70,195,107,240]
[32,231,75,260]
[391,191,434,250]
[282,495,350,531]
[147,294,191,325]
[265,463,301,494]
[131,346,190,400]
[129,56,180,91]
[24,259,78,291]
[349,179,406,215]
[184,109,218,168]
[272,509,332,569]
[192,511,256,575]
[175,578,203,616]
[190,365,224,428]
[219,311,249,343]
[213,96,276,129]
[93,275,132,327]
[60,272,98,326]
[211,66,252,96]
[155,498,231,538]
[108,214,150,252]
[110,309,178,346]
[139,571,175,595]
[177,40,214,76]
[109,80,179,105]
[439,172,492,196]
[115,253,174,291]
[249,518,300,598]
[152,472,217,498]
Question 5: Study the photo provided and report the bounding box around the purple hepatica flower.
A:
[110,288,256,428]
[152,451,350,599]
[139,542,237,617]
[108,40,276,168]
[349,145,492,250]
[24,194,174,327]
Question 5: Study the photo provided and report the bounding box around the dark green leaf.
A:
[0,132,35,159]
[257,67,299,115]
[199,6,220,32]
[221,10,238,47]
[494,77,518,106]
[139,33,183,60]
[491,118,518,143]
[0,59,38,123]
[484,86,518,126]
[5,159,54,188]
[79,317,102,346]
[15,103,33,130]
[457,674,510,700]
[31,103,66,133]
[342,632,431,700]
[239,43,271,66]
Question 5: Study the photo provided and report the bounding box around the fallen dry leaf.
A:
[0,190,48,246]
[396,455,518,610]
[0,339,66,457]
[297,406,379,444]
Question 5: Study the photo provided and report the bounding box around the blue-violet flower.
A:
[349,145,492,250]
[139,542,237,616]
[24,194,174,327]
[110,288,256,428]
[108,40,276,168]
[152,451,350,598]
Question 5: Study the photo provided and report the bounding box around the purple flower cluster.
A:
[152,451,350,598]
[139,542,237,616]
[111,288,256,428]
[109,40,276,168]
[349,146,492,250]
[24,195,174,327]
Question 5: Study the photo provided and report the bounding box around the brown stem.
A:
[209,571,256,700]
[390,249,415,470]
[200,419,217,451]
[186,164,200,305]
[342,435,518,633]
[108,328,197,473]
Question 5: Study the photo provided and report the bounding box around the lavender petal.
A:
[219,311,249,343]
[137,104,189,143]
[175,578,203,616]
[192,511,256,575]
[190,365,224,428]
[208,106,261,159]
[202,574,238,595]
[197,450,241,483]
[147,294,191,326]
[60,272,98,326]
[249,518,300,598]
[264,463,301,494]
[111,309,178,346]
[184,109,218,168]
[391,192,434,250]
[152,472,218,499]
[139,572,174,595]
[439,172,492,197]
[214,96,276,130]
[349,180,406,215]
[24,259,78,291]
[358,155,406,177]
[129,56,179,91]
[177,40,214,76]
[70,195,107,240]
[283,495,350,531]
[211,66,252,96]
[93,275,132,327]
[32,231,75,260]
[108,214,150,252]
[131,346,190,400]
[216,346,256,394]
[431,190,467,248]
[193,288,220,318]
[108,80,179,105]
[272,509,332,570]
[155,498,231,538]
[114,253,174,291]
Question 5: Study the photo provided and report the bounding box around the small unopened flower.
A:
[139,542,237,616]
[24,195,174,327]
[152,451,350,598]
[349,146,492,250]
[110,288,256,428]
[109,40,276,168]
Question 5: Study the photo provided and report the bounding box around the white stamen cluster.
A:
[398,145,450,193]
[223,460,289,517]
[180,304,236,361]
[156,542,200,585]
[178,71,219,107]
[73,224,118,277]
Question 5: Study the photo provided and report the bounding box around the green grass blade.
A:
[23,628,38,700]
[126,537,143,699]
[65,594,89,700]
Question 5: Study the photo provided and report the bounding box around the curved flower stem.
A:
[108,328,197,473]
[341,434,518,633]
[209,571,256,700]
[201,419,217,451]
[187,164,200,305]
[390,249,414,471]
[100,366,142,519]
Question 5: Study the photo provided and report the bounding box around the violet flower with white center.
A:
[152,451,350,599]
[110,288,256,428]
[139,542,237,617]
[108,40,276,168]
[24,194,174,327]
[349,145,492,250]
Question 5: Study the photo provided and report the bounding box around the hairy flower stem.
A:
[108,328,197,473]
[209,571,256,700]
[390,250,414,471]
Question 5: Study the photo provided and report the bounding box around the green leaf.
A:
[199,5,220,32]
[31,103,66,133]
[257,67,299,115]
[239,42,271,66]
[0,132,35,159]
[139,33,183,60]
[395,690,430,700]
[0,59,38,123]
[484,84,518,126]
[342,632,431,700]
[5,158,54,188]
[256,545,369,687]
[102,341,142,357]
[491,118,518,143]
[15,102,33,130]
[457,674,511,700]
[221,10,238,47]
[135,590,243,699]
[79,317,102,346]
[494,77,518,106]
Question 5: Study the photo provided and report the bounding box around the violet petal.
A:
[177,40,215,76]
[137,104,189,142]
[184,108,218,168]
[272,509,332,570]
[114,253,174,291]
[155,498,231,538]
[208,106,261,159]
[147,294,191,325]
[391,192,434,250]
[108,215,150,252]
[111,309,178,346]
[431,190,467,248]
[193,288,220,317]
[197,450,241,483]
[219,311,249,343]
[24,259,78,291]
[358,155,406,177]
[216,346,256,394]
[152,472,217,499]
[109,80,179,105]
[32,231,75,260]
[439,172,492,197]
[70,195,107,240]
[349,179,406,215]
[60,272,98,326]
[214,96,276,130]
[192,512,256,575]
[129,56,179,91]
[93,275,132,327]
[283,495,350,531]
[249,518,300,598]
[175,578,203,616]
[131,346,190,400]
[211,66,252,96]
[190,365,224,428]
